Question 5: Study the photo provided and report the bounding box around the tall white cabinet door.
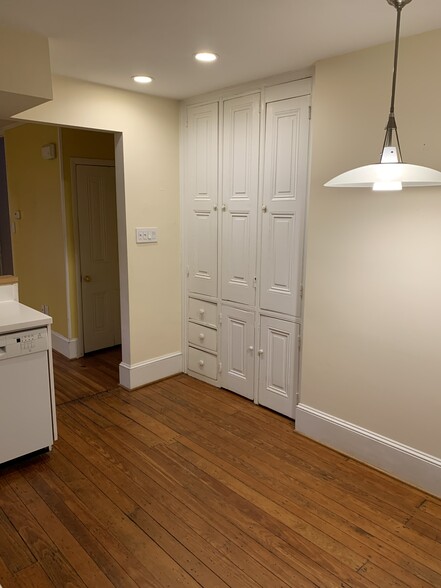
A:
[221,306,255,399]
[259,316,299,418]
[221,94,260,306]
[187,102,219,297]
[260,95,310,316]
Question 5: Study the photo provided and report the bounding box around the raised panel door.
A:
[258,316,299,418]
[77,164,120,353]
[221,305,255,399]
[221,94,260,305]
[260,95,310,316]
[187,102,218,297]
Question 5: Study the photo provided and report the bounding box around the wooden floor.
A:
[53,347,122,405]
[0,351,440,587]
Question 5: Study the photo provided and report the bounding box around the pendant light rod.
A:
[388,0,405,116]
[383,0,411,160]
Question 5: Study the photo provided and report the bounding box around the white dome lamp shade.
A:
[325,0,441,191]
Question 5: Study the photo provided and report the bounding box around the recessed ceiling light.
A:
[132,75,153,84]
[194,52,218,63]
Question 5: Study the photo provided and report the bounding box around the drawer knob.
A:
[199,333,205,340]
[199,360,205,367]
[199,308,205,316]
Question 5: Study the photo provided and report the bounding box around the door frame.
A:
[71,158,117,357]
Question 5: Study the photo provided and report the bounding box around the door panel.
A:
[258,316,299,418]
[260,95,310,316]
[221,305,255,399]
[187,102,218,297]
[222,94,260,305]
[77,164,120,353]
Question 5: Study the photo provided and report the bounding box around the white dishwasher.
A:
[0,326,56,464]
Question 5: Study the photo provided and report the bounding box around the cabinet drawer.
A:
[188,323,217,352]
[188,347,218,380]
[188,298,217,327]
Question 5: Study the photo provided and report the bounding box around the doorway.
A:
[0,137,13,275]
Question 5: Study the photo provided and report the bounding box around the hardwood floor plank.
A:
[155,379,433,533]
[7,471,115,588]
[115,378,441,583]
[15,563,55,588]
[173,419,441,579]
[55,418,203,588]
[0,504,36,573]
[1,354,440,588]
[22,468,141,588]
[56,408,327,588]
[0,555,19,587]
[47,449,158,588]
[0,477,88,587]
[171,435,440,587]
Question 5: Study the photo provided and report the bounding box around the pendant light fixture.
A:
[325,0,441,191]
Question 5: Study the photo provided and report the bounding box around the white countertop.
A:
[0,301,52,334]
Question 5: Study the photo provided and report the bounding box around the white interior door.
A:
[258,316,299,418]
[187,102,218,298]
[76,164,121,353]
[221,93,260,305]
[221,305,255,399]
[260,95,310,317]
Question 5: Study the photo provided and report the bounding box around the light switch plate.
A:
[136,227,158,243]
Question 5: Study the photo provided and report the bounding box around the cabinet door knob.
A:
[213,204,218,211]
[262,205,267,213]
[199,360,205,367]
[221,204,227,211]
[199,333,205,340]
[83,275,92,282]
[248,346,254,352]
[258,349,264,356]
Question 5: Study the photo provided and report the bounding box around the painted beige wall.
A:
[302,29,441,458]
[0,27,52,118]
[4,123,68,335]
[15,76,180,365]
[61,127,115,339]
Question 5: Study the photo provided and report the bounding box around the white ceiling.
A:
[1,0,441,100]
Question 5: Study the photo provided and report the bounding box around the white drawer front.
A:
[188,347,218,380]
[188,298,218,327]
[188,323,217,352]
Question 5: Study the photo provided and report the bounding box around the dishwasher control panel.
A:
[0,327,49,360]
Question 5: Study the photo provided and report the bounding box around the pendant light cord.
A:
[389,4,402,115]
[382,2,404,160]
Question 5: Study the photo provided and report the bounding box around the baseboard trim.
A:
[119,352,183,390]
[296,404,441,498]
[51,331,79,359]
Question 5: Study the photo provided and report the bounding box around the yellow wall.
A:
[302,29,441,458]
[4,123,68,335]
[61,127,115,339]
[16,76,181,370]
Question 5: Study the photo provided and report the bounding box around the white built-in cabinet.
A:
[184,78,311,419]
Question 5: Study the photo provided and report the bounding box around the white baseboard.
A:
[51,331,79,359]
[119,352,183,390]
[296,404,441,498]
